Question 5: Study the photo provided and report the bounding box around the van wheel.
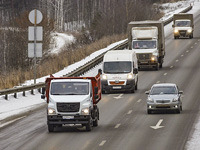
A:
[86,116,92,131]
[48,124,54,132]
[131,87,135,93]
[176,108,181,114]
[147,109,152,114]
[135,82,138,90]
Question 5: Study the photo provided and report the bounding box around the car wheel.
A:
[147,109,152,114]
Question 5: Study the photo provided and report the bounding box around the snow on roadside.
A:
[49,32,75,54]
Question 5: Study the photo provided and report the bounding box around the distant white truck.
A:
[101,50,138,93]
[172,13,194,39]
[128,21,165,70]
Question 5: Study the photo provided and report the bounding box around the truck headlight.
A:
[48,108,56,115]
[127,73,133,79]
[187,29,192,33]
[151,56,157,62]
[174,29,179,33]
[81,108,90,115]
[102,74,107,80]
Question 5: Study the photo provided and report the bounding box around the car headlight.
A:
[81,108,90,115]
[187,29,192,33]
[147,97,154,103]
[102,74,107,80]
[174,29,179,33]
[172,98,179,102]
[48,108,56,115]
[127,73,133,79]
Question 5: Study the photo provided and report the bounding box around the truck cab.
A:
[101,50,138,94]
[42,73,101,132]
[172,13,194,39]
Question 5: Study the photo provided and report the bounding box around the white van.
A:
[101,50,138,93]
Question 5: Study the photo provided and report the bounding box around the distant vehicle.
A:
[41,71,102,132]
[172,13,194,39]
[128,21,165,70]
[145,83,183,114]
[101,50,138,94]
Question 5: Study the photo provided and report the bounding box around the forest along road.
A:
[1,11,200,150]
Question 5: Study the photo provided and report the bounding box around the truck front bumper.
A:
[47,114,90,125]
[101,79,135,92]
[174,30,192,37]
[138,61,158,68]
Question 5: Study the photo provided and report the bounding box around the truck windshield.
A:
[104,61,132,74]
[175,20,191,27]
[150,86,177,95]
[132,40,156,49]
[51,82,89,95]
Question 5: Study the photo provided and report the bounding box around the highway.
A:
[1,10,200,150]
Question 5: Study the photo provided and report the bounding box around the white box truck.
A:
[101,50,138,94]
[128,21,165,70]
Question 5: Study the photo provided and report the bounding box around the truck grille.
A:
[156,100,170,103]
[57,103,80,112]
[138,54,151,60]
[179,30,186,36]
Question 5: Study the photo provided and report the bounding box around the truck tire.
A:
[93,118,98,127]
[135,81,138,90]
[131,87,135,93]
[159,63,163,68]
[147,109,152,114]
[86,116,92,131]
[48,124,54,132]
[176,108,180,114]
[155,63,159,71]
[102,89,105,94]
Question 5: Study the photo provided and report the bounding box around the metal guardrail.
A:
[0,5,192,100]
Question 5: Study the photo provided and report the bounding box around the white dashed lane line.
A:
[156,81,160,83]
[191,46,193,49]
[170,66,173,69]
[137,99,142,103]
[127,110,133,115]
[99,140,106,146]
[176,60,179,62]
[181,55,184,57]
[164,73,167,76]
[186,50,189,53]
[114,124,121,129]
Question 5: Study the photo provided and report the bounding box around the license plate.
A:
[113,86,121,89]
[63,116,74,119]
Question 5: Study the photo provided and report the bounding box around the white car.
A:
[145,83,183,114]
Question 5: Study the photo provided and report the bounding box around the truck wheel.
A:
[135,82,138,90]
[102,89,105,94]
[176,108,181,114]
[86,116,92,131]
[93,119,98,127]
[155,63,159,71]
[48,124,54,132]
[131,87,135,93]
[174,36,177,39]
[159,63,163,68]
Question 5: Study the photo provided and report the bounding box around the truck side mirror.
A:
[133,68,138,74]
[41,95,45,99]
[145,91,150,94]
[94,87,98,94]
[98,69,102,74]
[179,91,183,94]
[41,87,45,94]
[172,24,174,28]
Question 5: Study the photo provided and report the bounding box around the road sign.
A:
[28,26,43,41]
[29,10,43,24]
[28,43,42,58]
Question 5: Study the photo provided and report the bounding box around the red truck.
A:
[41,71,102,132]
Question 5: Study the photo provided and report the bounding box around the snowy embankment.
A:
[0,1,200,149]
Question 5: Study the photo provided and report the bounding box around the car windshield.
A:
[175,20,191,27]
[51,82,89,95]
[132,40,157,49]
[104,61,132,74]
[150,86,177,95]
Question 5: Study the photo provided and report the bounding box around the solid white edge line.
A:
[114,124,121,129]
[164,73,167,76]
[127,110,133,114]
[0,116,26,128]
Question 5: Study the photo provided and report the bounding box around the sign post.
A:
[28,9,43,84]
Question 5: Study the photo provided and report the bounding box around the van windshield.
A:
[51,82,89,95]
[132,40,157,49]
[104,61,132,74]
[175,20,191,27]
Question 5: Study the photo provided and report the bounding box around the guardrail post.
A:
[31,89,34,95]
[38,88,41,93]
[14,93,17,98]
[5,94,8,100]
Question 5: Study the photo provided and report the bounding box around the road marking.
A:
[127,110,133,114]
[0,116,26,128]
[186,50,189,53]
[114,124,121,129]
[164,73,167,76]
[137,99,142,103]
[114,94,123,99]
[181,55,184,57]
[170,66,173,69]
[99,140,106,146]
[156,81,160,84]
[191,46,193,49]
[150,119,164,130]
[198,39,200,42]
[176,59,179,62]
[195,43,197,45]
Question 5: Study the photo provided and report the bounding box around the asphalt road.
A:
[1,12,200,150]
